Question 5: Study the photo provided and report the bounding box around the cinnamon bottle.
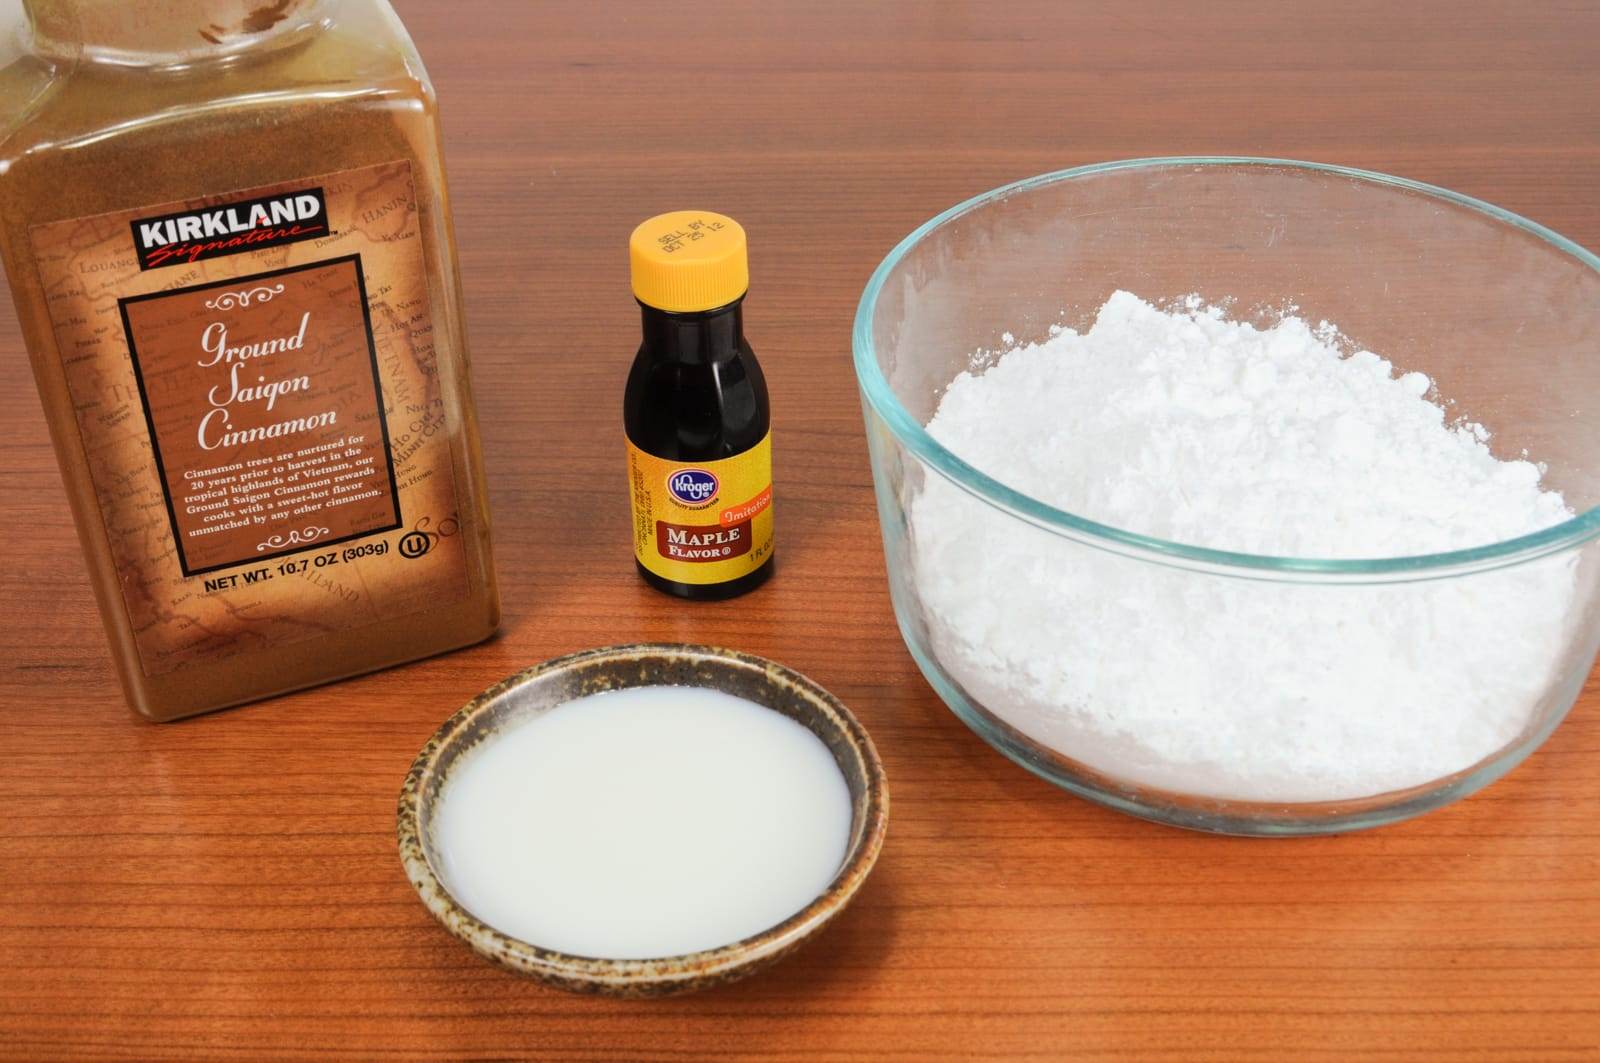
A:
[0,0,499,720]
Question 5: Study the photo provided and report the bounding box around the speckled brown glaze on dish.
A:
[396,643,890,997]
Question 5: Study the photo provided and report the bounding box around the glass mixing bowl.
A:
[854,157,1600,835]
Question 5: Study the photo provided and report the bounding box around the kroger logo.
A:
[667,468,719,505]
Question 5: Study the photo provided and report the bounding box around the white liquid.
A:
[434,685,854,959]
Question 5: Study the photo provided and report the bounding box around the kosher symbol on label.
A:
[398,530,432,559]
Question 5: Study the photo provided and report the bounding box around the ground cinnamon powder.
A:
[0,0,499,720]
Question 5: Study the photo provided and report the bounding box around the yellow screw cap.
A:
[629,211,748,313]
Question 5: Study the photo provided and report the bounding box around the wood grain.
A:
[2,1,1598,1058]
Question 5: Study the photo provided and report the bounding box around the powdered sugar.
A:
[910,291,1578,802]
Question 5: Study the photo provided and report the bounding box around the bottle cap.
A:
[629,211,748,313]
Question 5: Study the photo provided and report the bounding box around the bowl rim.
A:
[851,155,1600,581]
[395,642,890,995]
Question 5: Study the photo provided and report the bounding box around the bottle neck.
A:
[639,299,746,366]
[25,0,328,68]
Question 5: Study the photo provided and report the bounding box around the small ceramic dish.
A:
[396,642,890,996]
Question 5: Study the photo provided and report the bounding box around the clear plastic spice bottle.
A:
[0,0,499,720]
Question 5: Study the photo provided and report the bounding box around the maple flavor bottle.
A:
[625,212,775,600]
[0,0,499,720]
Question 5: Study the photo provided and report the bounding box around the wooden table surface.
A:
[4,1,1600,1059]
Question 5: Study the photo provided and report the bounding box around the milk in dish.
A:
[434,686,853,959]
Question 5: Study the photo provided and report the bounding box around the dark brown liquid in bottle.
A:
[624,297,773,600]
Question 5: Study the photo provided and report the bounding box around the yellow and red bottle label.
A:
[627,433,774,585]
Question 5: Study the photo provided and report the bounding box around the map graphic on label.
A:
[29,161,467,676]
